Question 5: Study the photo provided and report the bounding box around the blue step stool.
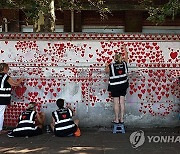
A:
[112,123,125,134]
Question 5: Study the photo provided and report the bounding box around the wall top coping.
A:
[0,33,179,41]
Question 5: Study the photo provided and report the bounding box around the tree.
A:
[0,0,110,32]
[140,0,180,24]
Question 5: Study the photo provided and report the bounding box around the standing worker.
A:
[105,45,129,124]
[0,63,24,134]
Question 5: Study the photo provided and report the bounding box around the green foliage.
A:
[0,0,15,8]
[0,0,110,23]
[86,0,110,20]
[140,0,180,24]
[56,0,83,10]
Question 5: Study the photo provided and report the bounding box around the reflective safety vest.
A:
[13,110,37,132]
[109,61,128,87]
[52,108,76,132]
[0,73,11,105]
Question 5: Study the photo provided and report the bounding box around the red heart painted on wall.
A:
[138,94,142,99]
[152,42,157,46]
[129,91,133,95]
[107,51,113,55]
[15,86,27,98]
[53,93,57,97]
[170,52,178,59]
[5,41,8,44]
[89,54,93,58]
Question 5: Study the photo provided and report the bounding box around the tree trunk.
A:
[33,0,55,32]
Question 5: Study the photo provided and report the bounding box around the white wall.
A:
[0,33,179,127]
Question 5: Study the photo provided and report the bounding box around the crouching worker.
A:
[51,98,80,137]
[7,102,45,138]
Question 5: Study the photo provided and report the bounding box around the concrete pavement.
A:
[0,127,179,154]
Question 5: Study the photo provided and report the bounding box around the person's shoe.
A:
[111,120,119,124]
[119,121,124,124]
[118,119,124,124]
[0,130,8,134]
[7,133,14,138]
[74,127,81,137]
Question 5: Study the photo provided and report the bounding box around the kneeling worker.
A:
[7,102,45,137]
[51,98,80,137]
